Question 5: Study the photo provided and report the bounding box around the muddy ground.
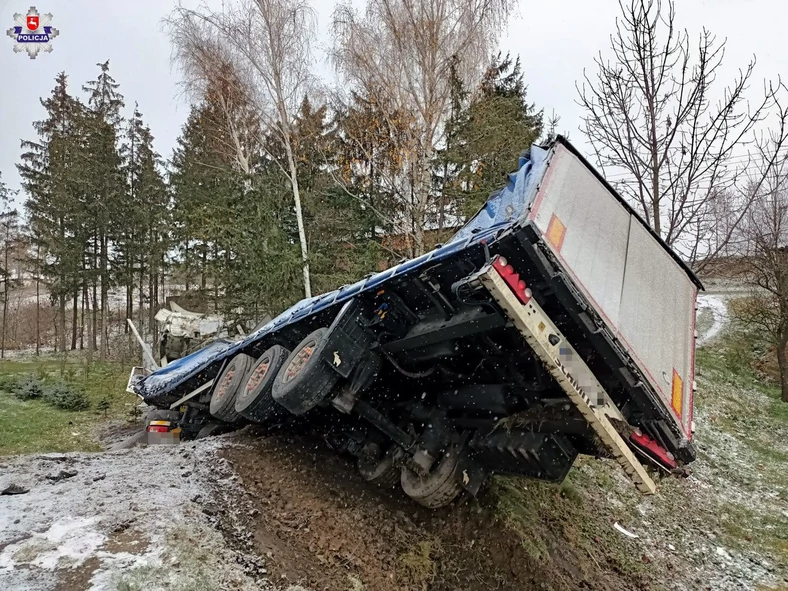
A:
[217,429,650,591]
[2,416,786,591]
[0,437,271,591]
[0,427,654,591]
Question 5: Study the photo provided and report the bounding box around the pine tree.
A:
[18,72,86,353]
[290,97,383,292]
[170,103,237,303]
[443,53,543,220]
[82,60,125,361]
[171,100,303,325]
[120,104,169,344]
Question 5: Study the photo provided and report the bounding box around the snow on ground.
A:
[697,293,729,346]
[0,437,271,591]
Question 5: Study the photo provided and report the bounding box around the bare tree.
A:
[578,0,787,269]
[168,0,317,298]
[734,122,788,402]
[331,0,516,256]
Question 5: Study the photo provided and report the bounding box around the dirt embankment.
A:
[217,430,650,591]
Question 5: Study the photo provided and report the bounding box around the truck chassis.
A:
[134,137,699,508]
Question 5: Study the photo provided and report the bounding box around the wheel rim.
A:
[242,356,271,399]
[216,366,235,399]
[283,340,316,383]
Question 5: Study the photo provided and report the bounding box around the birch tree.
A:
[168,0,317,297]
[578,0,787,268]
[331,0,517,256]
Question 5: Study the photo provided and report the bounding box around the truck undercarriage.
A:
[133,137,700,508]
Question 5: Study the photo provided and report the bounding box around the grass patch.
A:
[492,470,651,581]
[0,357,137,456]
[112,525,236,591]
[717,501,788,564]
[399,539,440,587]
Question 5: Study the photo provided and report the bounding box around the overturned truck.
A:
[133,136,700,507]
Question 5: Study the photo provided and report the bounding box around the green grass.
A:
[491,318,788,588]
[0,358,138,456]
[492,468,652,581]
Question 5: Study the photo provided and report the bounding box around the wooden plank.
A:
[169,379,215,410]
[481,267,656,495]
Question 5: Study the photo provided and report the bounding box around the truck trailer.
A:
[132,136,700,508]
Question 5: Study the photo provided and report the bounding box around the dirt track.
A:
[217,429,651,591]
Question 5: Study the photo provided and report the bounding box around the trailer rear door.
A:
[528,143,697,439]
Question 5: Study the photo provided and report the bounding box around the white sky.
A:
[0,0,786,201]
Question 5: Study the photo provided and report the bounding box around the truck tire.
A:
[235,345,290,423]
[401,447,463,509]
[272,328,339,415]
[358,447,401,489]
[210,353,253,422]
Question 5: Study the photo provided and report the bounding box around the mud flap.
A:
[320,299,372,379]
[457,451,486,498]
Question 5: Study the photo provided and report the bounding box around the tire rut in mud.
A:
[215,430,651,591]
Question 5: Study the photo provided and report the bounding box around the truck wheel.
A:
[401,447,463,509]
[235,345,290,423]
[272,328,339,415]
[358,447,401,489]
[210,353,253,422]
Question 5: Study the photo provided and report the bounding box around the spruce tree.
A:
[18,72,85,353]
[443,53,543,220]
[82,60,125,361]
[120,104,169,343]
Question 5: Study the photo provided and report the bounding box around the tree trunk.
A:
[1,236,8,358]
[184,243,190,292]
[780,326,788,403]
[138,254,145,341]
[85,283,93,368]
[149,265,157,349]
[200,246,206,292]
[80,280,86,350]
[91,279,98,353]
[35,247,40,357]
[70,291,78,350]
[100,235,108,362]
[213,244,219,312]
[125,274,132,335]
[58,293,66,354]
[284,137,311,298]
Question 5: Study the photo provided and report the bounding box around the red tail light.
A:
[147,425,169,433]
[493,256,532,304]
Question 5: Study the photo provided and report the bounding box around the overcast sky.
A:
[1,0,786,203]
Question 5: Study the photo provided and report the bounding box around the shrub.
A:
[43,381,90,411]
[0,373,19,394]
[14,374,44,401]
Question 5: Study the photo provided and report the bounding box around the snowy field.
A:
[0,438,274,591]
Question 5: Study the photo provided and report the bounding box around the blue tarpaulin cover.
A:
[135,145,550,401]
